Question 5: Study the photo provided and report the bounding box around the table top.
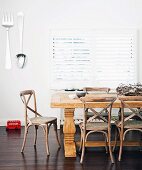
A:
[51,93,142,108]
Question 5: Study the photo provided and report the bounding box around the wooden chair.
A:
[79,96,116,164]
[20,90,61,155]
[113,96,142,161]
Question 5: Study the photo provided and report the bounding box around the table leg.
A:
[63,108,76,157]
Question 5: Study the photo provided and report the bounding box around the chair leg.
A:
[79,131,83,152]
[113,127,119,152]
[53,121,61,148]
[108,131,114,164]
[104,134,108,153]
[80,133,85,164]
[45,125,50,156]
[138,131,142,151]
[140,132,142,151]
[118,128,123,161]
[21,125,30,153]
[34,125,38,146]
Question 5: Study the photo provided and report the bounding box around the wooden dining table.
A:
[51,92,142,158]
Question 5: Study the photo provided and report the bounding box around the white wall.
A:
[0,0,142,126]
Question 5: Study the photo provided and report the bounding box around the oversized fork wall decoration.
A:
[2,13,14,69]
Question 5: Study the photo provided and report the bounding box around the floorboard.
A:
[0,126,142,170]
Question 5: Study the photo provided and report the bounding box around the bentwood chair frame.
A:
[113,96,142,161]
[82,87,111,153]
[20,90,61,155]
[79,96,116,164]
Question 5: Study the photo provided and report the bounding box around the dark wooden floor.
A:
[0,126,142,170]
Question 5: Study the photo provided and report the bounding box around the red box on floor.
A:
[6,120,21,130]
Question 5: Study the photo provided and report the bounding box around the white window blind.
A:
[93,30,137,88]
[50,29,137,89]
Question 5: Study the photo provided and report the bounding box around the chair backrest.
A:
[20,90,42,124]
[80,96,116,127]
[83,87,111,117]
[83,87,110,94]
[118,96,142,126]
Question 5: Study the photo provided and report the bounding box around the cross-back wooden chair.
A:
[113,96,142,161]
[79,96,116,164]
[20,90,61,155]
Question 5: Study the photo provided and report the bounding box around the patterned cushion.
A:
[124,120,142,128]
[30,117,57,124]
[115,120,142,129]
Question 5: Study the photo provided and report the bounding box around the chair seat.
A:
[115,120,142,129]
[30,116,57,124]
[79,122,108,131]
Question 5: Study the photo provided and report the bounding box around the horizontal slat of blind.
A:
[93,30,136,88]
[50,29,137,89]
[51,35,92,82]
